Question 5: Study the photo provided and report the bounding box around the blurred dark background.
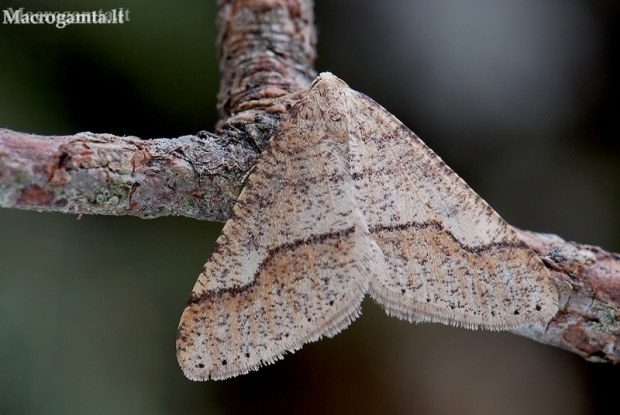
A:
[0,0,618,414]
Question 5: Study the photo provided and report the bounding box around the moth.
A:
[176,72,558,381]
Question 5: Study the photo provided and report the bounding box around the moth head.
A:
[311,72,349,90]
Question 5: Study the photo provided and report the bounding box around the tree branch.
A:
[0,0,618,363]
[0,0,315,221]
[512,229,620,363]
[0,129,246,221]
[215,0,316,123]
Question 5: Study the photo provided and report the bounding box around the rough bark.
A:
[513,229,620,363]
[0,0,618,363]
[0,129,247,221]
